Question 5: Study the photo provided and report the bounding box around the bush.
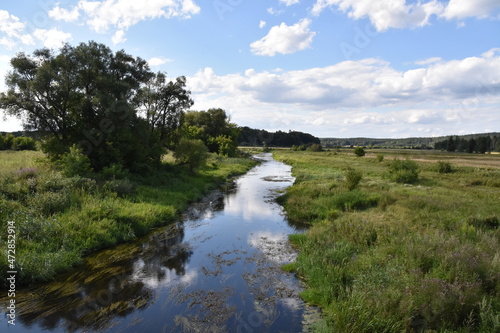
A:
[388,159,419,184]
[376,154,384,163]
[28,190,73,216]
[102,179,136,197]
[174,138,208,171]
[307,144,323,152]
[333,190,379,211]
[354,147,365,157]
[437,161,454,173]
[60,145,93,177]
[344,168,362,191]
[12,136,37,151]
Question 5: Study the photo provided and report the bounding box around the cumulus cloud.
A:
[33,28,72,49]
[148,56,174,66]
[48,4,80,22]
[259,20,266,29]
[0,10,35,49]
[443,0,500,20]
[49,0,200,42]
[312,0,500,31]
[187,50,500,137]
[250,18,316,56]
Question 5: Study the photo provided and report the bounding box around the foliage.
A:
[274,150,500,333]
[0,150,256,287]
[0,42,193,171]
[0,133,36,151]
[436,160,454,173]
[174,138,209,171]
[344,167,362,191]
[59,145,93,177]
[376,153,384,162]
[387,158,420,183]
[182,108,240,157]
[136,73,194,157]
[354,146,365,157]
[306,143,323,152]
[239,126,320,147]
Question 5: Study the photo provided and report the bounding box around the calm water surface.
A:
[1,153,317,332]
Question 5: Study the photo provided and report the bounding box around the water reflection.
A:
[1,154,317,332]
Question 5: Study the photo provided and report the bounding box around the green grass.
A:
[0,151,256,286]
[274,150,500,333]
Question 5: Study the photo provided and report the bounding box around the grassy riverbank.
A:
[274,149,500,332]
[0,150,256,287]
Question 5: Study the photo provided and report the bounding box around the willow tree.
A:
[0,41,192,170]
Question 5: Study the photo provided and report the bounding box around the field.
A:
[0,150,256,287]
[274,149,500,332]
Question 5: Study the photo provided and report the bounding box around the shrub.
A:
[60,145,93,177]
[102,179,136,197]
[376,154,384,162]
[333,190,379,211]
[437,161,454,173]
[12,136,37,151]
[307,144,323,152]
[100,163,130,180]
[388,159,419,184]
[28,190,73,216]
[174,138,208,171]
[344,168,362,191]
[354,147,365,157]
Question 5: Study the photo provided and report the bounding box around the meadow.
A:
[274,149,500,332]
[0,150,256,287]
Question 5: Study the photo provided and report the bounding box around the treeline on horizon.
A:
[322,132,500,152]
[1,126,322,151]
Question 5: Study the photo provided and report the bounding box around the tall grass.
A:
[0,152,256,286]
[274,150,500,332]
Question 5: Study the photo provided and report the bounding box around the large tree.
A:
[0,41,192,170]
[182,108,240,157]
[137,73,193,158]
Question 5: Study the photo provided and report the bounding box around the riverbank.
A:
[0,150,257,287]
[274,149,500,332]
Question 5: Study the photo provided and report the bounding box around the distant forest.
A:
[238,127,320,147]
[322,132,500,153]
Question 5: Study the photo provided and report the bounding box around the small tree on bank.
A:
[174,138,208,171]
[354,147,366,157]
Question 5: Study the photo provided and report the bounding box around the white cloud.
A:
[33,28,72,49]
[148,56,174,66]
[50,0,201,40]
[415,57,442,65]
[112,30,126,44]
[312,0,500,31]
[48,4,80,22]
[250,18,316,56]
[187,51,500,137]
[312,0,444,31]
[443,0,500,20]
[259,20,266,29]
[0,10,35,49]
[280,0,300,6]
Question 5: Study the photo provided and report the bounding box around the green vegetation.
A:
[354,146,365,157]
[0,150,256,287]
[0,42,257,287]
[239,126,321,148]
[274,149,500,332]
[0,133,36,151]
[321,132,500,152]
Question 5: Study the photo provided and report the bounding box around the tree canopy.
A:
[0,42,194,171]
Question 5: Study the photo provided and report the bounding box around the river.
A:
[1,153,318,332]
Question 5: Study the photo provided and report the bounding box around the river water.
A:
[1,153,317,332]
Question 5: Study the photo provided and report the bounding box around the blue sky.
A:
[1,0,499,138]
